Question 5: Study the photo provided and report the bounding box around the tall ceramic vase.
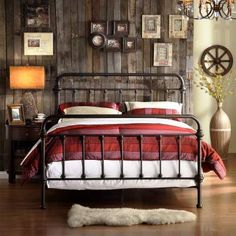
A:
[210,102,231,160]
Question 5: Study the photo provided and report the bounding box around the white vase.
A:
[210,102,231,160]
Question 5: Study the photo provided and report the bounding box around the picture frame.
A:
[90,21,108,35]
[123,37,136,52]
[7,104,25,125]
[113,21,129,36]
[24,4,50,29]
[88,32,107,49]
[105,37,122,52]
[169,15,188,38]
[153,43,173,67]
[142,15,161,38]
[24,32,53,56]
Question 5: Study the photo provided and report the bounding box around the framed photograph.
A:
[123,37,136,52]
[7,104,25,125]
[142,15,161,38]
[105,37,122,52]
[24,4,50,28]
[24,32,53,56]
[90,21,108,35]
[169,15,188,38]
[113,21,129,36]
[153,43,172,67]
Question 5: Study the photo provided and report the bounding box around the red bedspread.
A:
[21,122,226,180]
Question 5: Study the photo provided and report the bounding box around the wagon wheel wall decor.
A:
[200,45,233,76]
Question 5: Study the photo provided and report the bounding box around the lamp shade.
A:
[10,66,45,89]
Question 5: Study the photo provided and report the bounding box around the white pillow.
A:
[64,106,122,115]
[125,101,182,113]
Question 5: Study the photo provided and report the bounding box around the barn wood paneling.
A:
[0,0,6,169]
[1,0,193,170]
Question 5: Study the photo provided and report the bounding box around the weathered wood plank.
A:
[106,0,115,73]
[142,0,151,73]
[55,0,64,74]
[71,0,79,71]
[85,0,93,73]
[128,0,136,74]
[120,0,128,74]
[78,0,86,72]
[0,0,6,170]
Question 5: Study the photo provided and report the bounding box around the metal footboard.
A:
[40,114,204,209]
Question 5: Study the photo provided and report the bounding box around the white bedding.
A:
[46,160,198,190]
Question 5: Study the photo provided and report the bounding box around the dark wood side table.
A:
[7,122,42,183]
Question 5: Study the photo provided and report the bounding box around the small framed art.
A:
[90,21,108,35]
[7,104,25,125]
[153,43,172,67]
[24,4,50,29]
[24,32,53,56]
[113,21,129,36]
[169,15,188,39]
[123,37,136,52]
[142,15,161,38]
[105,37,122,51]
[88,32,107,49]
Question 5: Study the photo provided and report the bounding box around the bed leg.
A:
[40,180,46,209]
[196,184,202,208]
[196,175,203,208]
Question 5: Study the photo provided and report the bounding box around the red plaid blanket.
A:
[21,122,226,180]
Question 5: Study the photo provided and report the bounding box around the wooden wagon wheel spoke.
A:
[219,51,227,59]
[219,63,227,72]
[203,59,214,63]
[206,51,215,60]
[200,45,233,76]
[207,63,215,71]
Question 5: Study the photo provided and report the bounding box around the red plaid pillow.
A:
[127,108,181,121]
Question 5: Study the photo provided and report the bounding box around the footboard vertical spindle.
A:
[158,135,162,178]
[177,135,181,178]
[100,135,105,179]
[81,136,86,179]
[139,135,143,178]
[120,136,124,179]
[60,135,66,179]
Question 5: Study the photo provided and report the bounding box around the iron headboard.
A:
[53,72,186,113]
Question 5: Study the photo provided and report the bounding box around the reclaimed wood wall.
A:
[0,0,193,169]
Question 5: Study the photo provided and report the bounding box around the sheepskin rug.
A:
[67,204,196,227]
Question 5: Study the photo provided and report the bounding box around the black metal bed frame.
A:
[40,72,204,209]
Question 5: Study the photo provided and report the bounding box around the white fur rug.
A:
[67,204,196,227]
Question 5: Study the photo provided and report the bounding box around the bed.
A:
[21,72,226,209]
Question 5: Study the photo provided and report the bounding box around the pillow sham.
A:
[125,101,182,114]
[128,108,180,115]
[64,106,122,115]
[59,102,121,114]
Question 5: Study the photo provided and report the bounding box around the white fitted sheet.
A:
[46,160,198,190]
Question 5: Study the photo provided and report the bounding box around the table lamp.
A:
[9,66,45,121]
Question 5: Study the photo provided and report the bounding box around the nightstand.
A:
[7,122,42,183]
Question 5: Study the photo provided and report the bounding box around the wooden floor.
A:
[1,156,236,236]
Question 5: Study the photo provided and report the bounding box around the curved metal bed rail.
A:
[53,72,186,113]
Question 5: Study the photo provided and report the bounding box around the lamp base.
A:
[20,92,38,120]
